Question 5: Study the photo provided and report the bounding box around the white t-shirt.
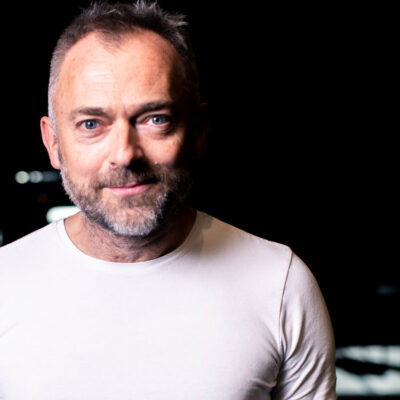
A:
[0,211,336,399]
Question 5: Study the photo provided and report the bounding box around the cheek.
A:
[60,142,107,178]
[145,136,188,166]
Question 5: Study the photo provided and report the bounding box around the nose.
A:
[109,120,144,168]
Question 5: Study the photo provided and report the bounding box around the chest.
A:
[0,272,280,399]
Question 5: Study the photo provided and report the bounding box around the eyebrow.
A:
[70,101,176,122]
[70,107,109,120]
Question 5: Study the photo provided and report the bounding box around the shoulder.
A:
[197,211,293,266]
[195,211,297,302]
[196,211,327,307]
[0,223,59,269]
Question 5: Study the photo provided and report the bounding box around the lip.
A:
[105,183,152,196]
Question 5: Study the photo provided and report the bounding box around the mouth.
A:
[105,180,156,196]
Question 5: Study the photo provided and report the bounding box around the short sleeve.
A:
[272,253,337,399]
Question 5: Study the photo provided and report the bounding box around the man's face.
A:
[43,31,196,237]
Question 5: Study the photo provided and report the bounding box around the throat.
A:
[64,207,196,263]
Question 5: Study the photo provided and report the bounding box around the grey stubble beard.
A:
[59,159,192,239]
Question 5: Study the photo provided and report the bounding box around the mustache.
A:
[93,165,162,190]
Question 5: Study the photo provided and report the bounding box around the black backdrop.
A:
[0,1,398,349]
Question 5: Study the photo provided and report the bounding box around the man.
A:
[0,1,336,399]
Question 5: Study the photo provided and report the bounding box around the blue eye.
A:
[150,115,168,125]
[84,120,98,130]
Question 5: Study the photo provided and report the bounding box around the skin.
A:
[41,31,207,263]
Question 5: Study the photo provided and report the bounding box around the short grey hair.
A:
[48,0,200,128]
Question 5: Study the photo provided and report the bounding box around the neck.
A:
[64,206,196,263]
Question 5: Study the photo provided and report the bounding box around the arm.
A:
[272,253,337,399]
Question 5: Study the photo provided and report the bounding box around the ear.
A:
[40,116,61,170]
[194,102,210,160]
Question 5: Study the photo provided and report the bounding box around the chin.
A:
[86,205,166,238]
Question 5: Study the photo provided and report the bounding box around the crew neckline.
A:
[54,210,204,274]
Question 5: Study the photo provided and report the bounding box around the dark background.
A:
[0,1,398,396]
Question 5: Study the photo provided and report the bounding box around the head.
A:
[41,1,207,238]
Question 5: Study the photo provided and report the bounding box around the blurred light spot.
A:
[42,171,60,183]
[15,170,60,184]
[46,206,79,223]
[0,230,3,246]
[15,171,30,184]
[377,285,400,296]
[29,171,43,183]
[336,345,400,395]
[337,366,400,395]
[337,345,400,367]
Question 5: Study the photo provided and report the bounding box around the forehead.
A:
[54,31,185,112]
